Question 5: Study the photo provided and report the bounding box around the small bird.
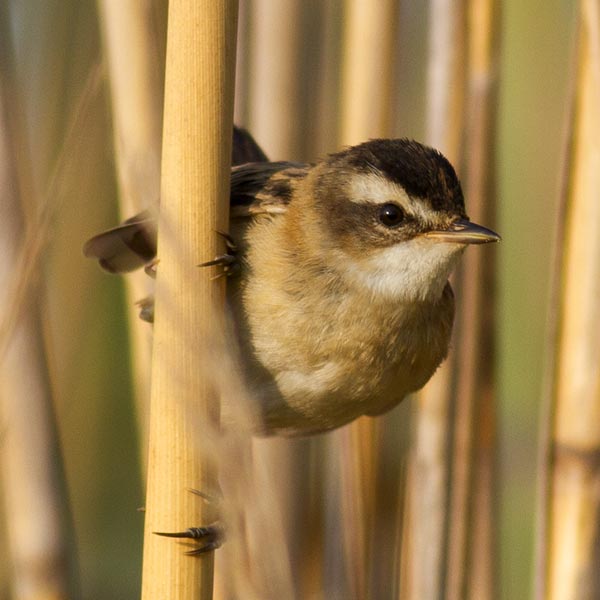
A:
[84,128,499,436]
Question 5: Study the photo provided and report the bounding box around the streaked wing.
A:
[232,125,268,165]
[83,210,157,273]
[84,162,310,274]
[230,161,308,218]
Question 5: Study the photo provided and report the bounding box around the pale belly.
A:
[231,279,454,436]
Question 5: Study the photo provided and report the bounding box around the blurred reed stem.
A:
[404,1,466,598]
[140,1,238,598]
[96,0,166,470]
[336,2,402,598]
[533,10,578,600]
[0,13,73,598]
[542,1,600,598]
[308,0,343,159]
[235,5,327,596]
[406,1,500,599]
[424,0,467,155]
[246,0,304,159]
[338,0,398,145]
[451,1,500,598]
[0,16,106,597]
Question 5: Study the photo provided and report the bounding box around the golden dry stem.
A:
[140,1,238,599]
[97,0,166,468]
[338,0,398,146]
[0,38,70,600]
[546,2,600,597]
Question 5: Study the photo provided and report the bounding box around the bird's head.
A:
[305,138,500,302]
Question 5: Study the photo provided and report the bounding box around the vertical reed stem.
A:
[247,0,303,158]
[545,1,600,597]
[339,0,398,145]
[0,6,77,600]
[404,2,466,598]
[97,0,165,470]
[0,29,72,600]
[140,1,238,598]
[451,2,500,598]
[337,2,400,597]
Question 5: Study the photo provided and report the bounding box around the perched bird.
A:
[84,127,499,436]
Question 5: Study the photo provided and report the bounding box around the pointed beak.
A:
[424,218,501,245]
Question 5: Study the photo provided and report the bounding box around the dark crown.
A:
[327,138,466,216]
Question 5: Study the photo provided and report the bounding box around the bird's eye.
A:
[378,203,405,227]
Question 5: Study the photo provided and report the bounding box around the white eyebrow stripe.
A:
[347,173,431,222]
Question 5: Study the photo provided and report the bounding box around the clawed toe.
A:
[154,523,223,556]
[198,253,236,268]
[136,296,155,323]
[144,259,159,278]
[216,231,237,252]
[152,488,223,555]
[198,232,239,278]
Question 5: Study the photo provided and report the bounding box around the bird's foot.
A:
[154,523,224,556]
[198,231,240,279]
[153,488,223,556]
[136,296,155,323]
[144,258,159,279]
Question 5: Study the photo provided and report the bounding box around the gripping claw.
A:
[198,231,239,278]
[154,524,223,556]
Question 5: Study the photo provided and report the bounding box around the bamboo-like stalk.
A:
[3,5,138,592]
[308,0,344,158]
[0,32,72,600]
[533,16,578,600]
[424,0,467,156]
[403,364,454,600]
[336,2,400,598]
[403,2,467,598]
[140,1,238,598]
[96,0,166,467]
[97,0,163,217]
[237,5,331,596]
[335,419,376,599]
[338,0,398,146]
[544,1,600,597]
[451,3,500,598]
[0,40,105,595]
[246,0,304,159]
[233,0,250,126]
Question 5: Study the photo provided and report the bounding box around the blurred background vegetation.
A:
[0,0,588,598]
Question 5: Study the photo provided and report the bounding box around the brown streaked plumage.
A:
[84,131,500,436]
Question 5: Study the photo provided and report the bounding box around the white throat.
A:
[341,238,465,303]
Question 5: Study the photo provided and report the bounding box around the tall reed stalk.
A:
[541,1,600,598]
[338,0,398,145]
[0,28,71,599]
[404,2,466,598]
[246,0,304,159]
[97,0,166,465]
[337,2,401,598]
[140,1,238,598]
[234,4,325,597]
[405,1,500,598]
[450,2,500,597]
